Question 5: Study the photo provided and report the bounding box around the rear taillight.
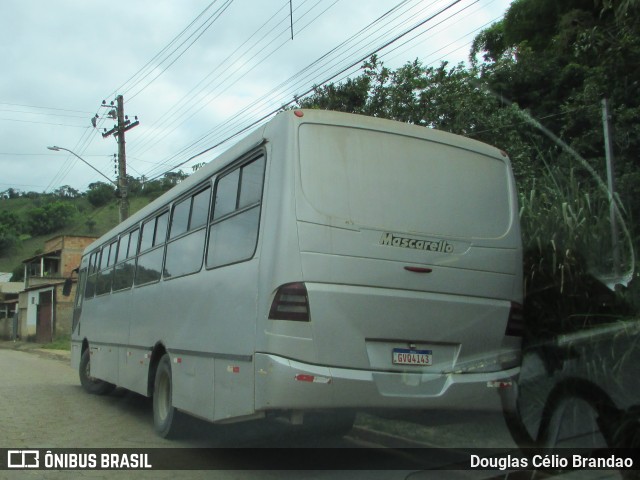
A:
[505,302,524,336]
[269,282,310,321]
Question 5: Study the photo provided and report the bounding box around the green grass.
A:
[40,334,71,351]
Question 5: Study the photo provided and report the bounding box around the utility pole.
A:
[102,95,139,223]
[601,98,620,277]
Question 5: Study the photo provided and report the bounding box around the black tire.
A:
[153,354,184,439]
[79,348,115,395]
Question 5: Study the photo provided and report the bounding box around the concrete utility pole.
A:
[102,95,139,223]
[601,98,621,277]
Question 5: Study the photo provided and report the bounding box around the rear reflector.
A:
[294,373,331,384]
[505,302,524,336]
[487,380,513,389]
[269,282,310,321]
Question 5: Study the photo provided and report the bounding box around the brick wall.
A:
[54,282,77,336]
[63,236,96,277]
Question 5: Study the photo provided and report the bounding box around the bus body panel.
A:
[71,109,523,428]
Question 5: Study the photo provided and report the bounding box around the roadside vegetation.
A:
[40,334,71,351]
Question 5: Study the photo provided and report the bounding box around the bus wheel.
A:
[153,354,184,438]
[79,348,115,395]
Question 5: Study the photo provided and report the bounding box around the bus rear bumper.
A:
[255,353,519,413]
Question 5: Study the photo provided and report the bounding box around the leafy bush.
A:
[87,182,116,207]
[0,223,19,256]
[26,201,76,236]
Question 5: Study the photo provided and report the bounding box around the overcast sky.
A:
[0,0,511,194]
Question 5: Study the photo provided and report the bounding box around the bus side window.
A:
[140,217,155,252]
[135,211,168,286]
[113,228,138,292]
[74,268,86,309]
[85,251,99,299]
[207,155,265,269]
[165,186,212,279]
[96,241,116,296]
[155,211,169,245]
[169,197,190,239]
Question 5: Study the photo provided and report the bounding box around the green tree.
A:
[298,56,543,190]
[0,224,19,256]
[10,263,24,282]
[125,175,143,196]
[54,185,80,198]
[87,182,116,207]
[162,171,188,190]
[471,0,640,222]
[0,210,21,232]
[0,210,22,256]
[26,201,76,235]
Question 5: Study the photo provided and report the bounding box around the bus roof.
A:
[85,109,508,252]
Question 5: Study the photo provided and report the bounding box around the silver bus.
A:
[69,109,524,438]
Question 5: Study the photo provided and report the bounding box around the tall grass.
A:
[519,162,636,340]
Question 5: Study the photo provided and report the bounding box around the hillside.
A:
[0,195,157,274]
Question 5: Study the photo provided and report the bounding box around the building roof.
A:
[0,282,24,294]
[22,250,62,265]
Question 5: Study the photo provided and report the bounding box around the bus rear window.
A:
[298,124,512,239]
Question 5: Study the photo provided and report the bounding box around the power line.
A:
[0,108,90,119]
[379,0,487,63]
[43,1,235,193]
[126,0,236,101]
[0,101,94,115]
[140,0,422,178]
[46,1,238,193]
[129,0,330,162]
[145,0,470,180]
[0,117,90,128]
[149,1,453,176]
[106,0,222,100]
[127,0,297,157]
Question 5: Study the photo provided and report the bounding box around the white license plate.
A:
[392,348,432,366]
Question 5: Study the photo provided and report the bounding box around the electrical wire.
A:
[128,0,337,164]
[145,0,472,180]
[106,0,223,100]
[151,1,455,175]
[0,102,94,115]
[41,1,237,193]
[140,0,422,178]
[126,0,236,101]
[127,0,306,158]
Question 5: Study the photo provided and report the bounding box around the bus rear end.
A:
[256,111,522,417]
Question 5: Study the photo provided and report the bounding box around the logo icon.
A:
[7,450,39,469]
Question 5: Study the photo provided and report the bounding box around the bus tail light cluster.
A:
[269,282,310,321]
[505,302,524,337]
